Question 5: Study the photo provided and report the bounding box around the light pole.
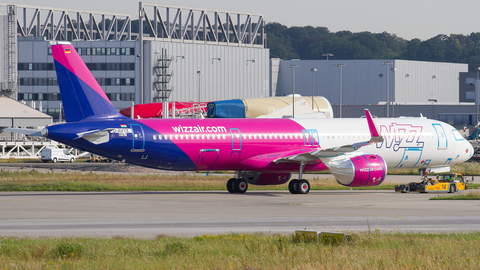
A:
[476,67,480,125]
[333,64,345,118]
[311,68,317,110]
[383,62,393,118]
[197,71,202,102]
[391,67,396,117]
[289,65,298,118]
[322,53,334,60]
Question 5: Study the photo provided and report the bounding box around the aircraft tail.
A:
[51,41,125,122]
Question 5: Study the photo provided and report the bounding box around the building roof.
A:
[0,95,52,119]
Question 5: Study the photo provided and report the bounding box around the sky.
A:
[10,0,480,41]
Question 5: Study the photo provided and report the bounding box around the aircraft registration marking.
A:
[110,128,132,137]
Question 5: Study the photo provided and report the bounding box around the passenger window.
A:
[153,135,157,140]
[159,135,163,140]
[175,135,178,140]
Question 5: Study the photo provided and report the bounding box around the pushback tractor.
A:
[395,173,474,193]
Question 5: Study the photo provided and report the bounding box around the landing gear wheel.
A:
[234,178,248,193]
[288,180,299,194]
[297,179,310,194]
[227,178,237,193]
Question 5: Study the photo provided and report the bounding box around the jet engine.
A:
[324,154,387,187]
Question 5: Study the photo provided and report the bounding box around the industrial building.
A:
[8,3,269,118]
[274,59,468,104]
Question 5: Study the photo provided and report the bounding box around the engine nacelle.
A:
[327,154,387,187]
[239,171,292,185]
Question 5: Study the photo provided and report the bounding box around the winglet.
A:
[365,109,383,143]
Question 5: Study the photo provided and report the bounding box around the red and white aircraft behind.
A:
[7,41,474,194]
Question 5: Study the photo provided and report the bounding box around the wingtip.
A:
[365,110,383,143]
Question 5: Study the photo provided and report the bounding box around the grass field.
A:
[430,190,480,200]
[0,232,478,269]
[0,166,479,192]
[0,170,403,191]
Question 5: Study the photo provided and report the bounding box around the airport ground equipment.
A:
[395,173,473,193]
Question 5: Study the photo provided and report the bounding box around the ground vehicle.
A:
[395,173,473,193]
[41,148,75,163]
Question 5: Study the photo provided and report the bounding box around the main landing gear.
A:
[288,162,310,194]
[226,177,248,194]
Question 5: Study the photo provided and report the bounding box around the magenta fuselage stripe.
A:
[138,118,323,171]
[52,44,112,104]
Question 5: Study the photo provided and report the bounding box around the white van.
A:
[41,148,76,163]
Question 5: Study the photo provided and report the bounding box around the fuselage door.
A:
[230,128,242,150]
[130,124,145,152]
[196,149,219,170]
[302,129,319,146]
[433,124,448,150]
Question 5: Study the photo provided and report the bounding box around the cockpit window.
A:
[452,129,465,141]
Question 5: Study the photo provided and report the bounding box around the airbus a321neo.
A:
[7,41,474,194]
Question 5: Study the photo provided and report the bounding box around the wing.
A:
[274,109,383,164]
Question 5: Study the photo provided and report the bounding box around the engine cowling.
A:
[326,154,387,187]
[239,171,292,185]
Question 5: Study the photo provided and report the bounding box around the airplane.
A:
[6,41,474,194]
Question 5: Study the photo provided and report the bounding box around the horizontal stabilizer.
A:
[3,128,43,137]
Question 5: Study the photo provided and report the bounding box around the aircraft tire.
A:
[288,180,298,194]
[234,179,248,193]
[297,179,310,194]
[227,178,237,193]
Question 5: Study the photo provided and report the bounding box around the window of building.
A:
[466,78,475,86]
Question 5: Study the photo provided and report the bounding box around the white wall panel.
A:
[146,40,270,102]
[276,59,467,105]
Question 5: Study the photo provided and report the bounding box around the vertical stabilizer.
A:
[51,41,125,122]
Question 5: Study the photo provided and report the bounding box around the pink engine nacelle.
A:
[334,154,387,187]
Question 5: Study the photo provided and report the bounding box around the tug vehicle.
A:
[395,173,473,193]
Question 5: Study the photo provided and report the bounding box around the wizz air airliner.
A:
[7,41,474,194]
